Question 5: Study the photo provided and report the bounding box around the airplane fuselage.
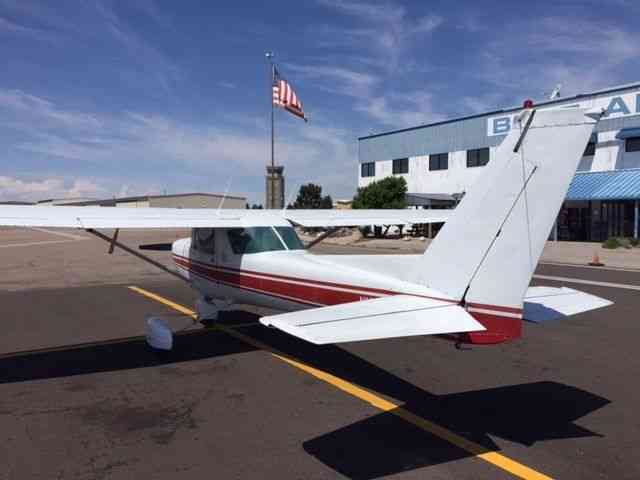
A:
[171,227,440,314]
[170,226,523,345]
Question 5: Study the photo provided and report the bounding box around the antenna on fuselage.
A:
[281,181,299,215]
[546,83,562,100]
[217,177,234,214]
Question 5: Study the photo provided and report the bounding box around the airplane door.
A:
[190,228,217,283]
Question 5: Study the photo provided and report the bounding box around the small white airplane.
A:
[0,107,612,350]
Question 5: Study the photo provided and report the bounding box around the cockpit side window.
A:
[227,227,285,254]
[275,226,305,250]
[192,228,215,254]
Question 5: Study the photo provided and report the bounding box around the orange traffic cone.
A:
[588,251,604,267]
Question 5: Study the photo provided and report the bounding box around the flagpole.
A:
[266,51,275,208]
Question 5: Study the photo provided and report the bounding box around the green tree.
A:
[292,183,333,209]
[352,176,407,209]
[352,176,407,237]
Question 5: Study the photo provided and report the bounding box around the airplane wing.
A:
[260,295,484,344]
[524,286,613,323]
[0,205,449,229]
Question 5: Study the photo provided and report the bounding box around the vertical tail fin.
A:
[415,108,598,343]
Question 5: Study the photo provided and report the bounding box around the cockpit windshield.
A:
[227,227,285,254]
[226,226,304,254]
[275,226,305,250]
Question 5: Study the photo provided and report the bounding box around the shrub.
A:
[630,237,640,247]
[602,237,620,249]
[616,237,632,249]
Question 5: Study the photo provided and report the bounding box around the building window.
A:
[429,153,448,171]
[626,137,640,153]
[467,148,490,167]
[361,162,375,177]
[392,158,409,174]
[583,141,596,156]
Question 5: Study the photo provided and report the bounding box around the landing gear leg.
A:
[195,296,232,326]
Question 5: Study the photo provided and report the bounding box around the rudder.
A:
[413,108,598,343]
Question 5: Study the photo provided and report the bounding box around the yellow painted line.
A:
[128,285,553,480]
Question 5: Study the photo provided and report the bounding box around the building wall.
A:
[116,200,150,208]
[359,84,640,195]
[360,150,491,195]
[149,195,245,209]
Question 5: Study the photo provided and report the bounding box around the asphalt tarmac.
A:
[1,228,639,479]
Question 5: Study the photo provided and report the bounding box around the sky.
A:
[1,0,639,204]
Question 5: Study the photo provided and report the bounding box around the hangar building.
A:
[358,82,640,241]
[37,193,246,209]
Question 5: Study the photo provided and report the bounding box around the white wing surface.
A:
[524,286,612,323]
[260,295,484,344]
[0,205,449,229]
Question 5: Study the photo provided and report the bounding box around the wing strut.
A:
[305,227,340,249]
[108,228,119,254]
[85,229,188,283]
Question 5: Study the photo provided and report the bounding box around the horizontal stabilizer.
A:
[260,295,484,344]
[524,286,612,323]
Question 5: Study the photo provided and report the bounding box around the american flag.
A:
[273,67,307,121]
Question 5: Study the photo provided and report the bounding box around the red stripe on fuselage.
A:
[174,258,320,307]
[172,254,523,318]
[173,253,400,297]
[174,256,371,306]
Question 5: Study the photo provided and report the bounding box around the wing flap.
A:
[260,295,484,344]
[524,286,612,323]
[284,209,449,227]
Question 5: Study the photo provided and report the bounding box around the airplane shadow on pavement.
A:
[0,308,610,479]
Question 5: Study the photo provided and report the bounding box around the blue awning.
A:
[567,169,640,201]
[616,128,640,139]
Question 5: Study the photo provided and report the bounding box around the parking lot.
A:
[1,228,639,479]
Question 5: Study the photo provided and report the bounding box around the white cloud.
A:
[130,0,173,29]
[471,15,640,104]
[283,63,440,129]
[285,64,378,99]
[315,0,443,69]
[317,0,405,23]
[0,176,108,202]
[0,89,102,129]
[93,1,180,94]
[0,0,181,96]
[459,93,504,115]
[0,15,57,42]
[0,89,359,201]
[357,92,443,128]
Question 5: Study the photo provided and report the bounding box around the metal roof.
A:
[616,128,640,139]
[567,169,640,201]
[359,81,640,141]
[63,192,246,206]
[406,192,457,207]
